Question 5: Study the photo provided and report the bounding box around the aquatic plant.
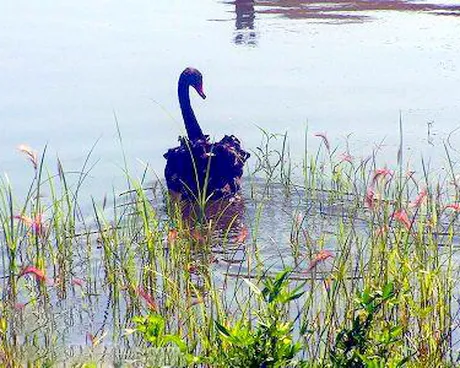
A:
[205,269,304,367]
[0,127,459,366]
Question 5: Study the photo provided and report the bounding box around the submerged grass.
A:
[1,129,460,367]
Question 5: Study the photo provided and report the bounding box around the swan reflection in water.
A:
[234,0,257,45]
[177,195,247,243]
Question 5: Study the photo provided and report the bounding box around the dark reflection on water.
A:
[234,0,257,45]
[224,0,460,44]
[257,0,460,22]
[177,195,246,237]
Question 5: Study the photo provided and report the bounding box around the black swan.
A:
[164,67,250,200]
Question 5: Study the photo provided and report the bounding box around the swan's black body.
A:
[164,68,250,200]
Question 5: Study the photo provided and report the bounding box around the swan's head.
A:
[181,67,206,99]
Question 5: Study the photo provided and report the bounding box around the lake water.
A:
[1,0,460,198]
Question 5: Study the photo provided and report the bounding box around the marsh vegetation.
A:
[1,128,460,367]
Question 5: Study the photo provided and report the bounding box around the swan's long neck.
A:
[178,77,204,141]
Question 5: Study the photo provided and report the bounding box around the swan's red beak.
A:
[195,84,206,99]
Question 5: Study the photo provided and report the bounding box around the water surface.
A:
[0,0,459,197]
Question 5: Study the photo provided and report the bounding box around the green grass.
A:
[1,130,460,367]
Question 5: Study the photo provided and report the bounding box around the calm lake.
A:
[1,0,460,197]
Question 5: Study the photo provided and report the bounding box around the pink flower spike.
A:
[314,132,330,151]
[410,188,427,208]
[372,168,393,185]
[14,213,44,236]
[393,209,412,230]
[17,144,38,170]
[19,266,47,283]
[307,250,333,272]
[167,228,178,244]
[71,278,85,287]
[87,333,96,346]
[364,187,375,209]
[237,226,249,244]
[31,213,43,234]
[13,214,33,227]
[339,152,353,163]
[375,225,389,237]
[445,204,460,212]
[14,303,26,311]
[137,287,157,311]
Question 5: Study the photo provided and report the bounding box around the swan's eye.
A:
[193,76,202,88]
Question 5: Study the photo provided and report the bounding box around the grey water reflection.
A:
[227,0,460,45]
[235,0,257,45]
[256,0,460,22]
